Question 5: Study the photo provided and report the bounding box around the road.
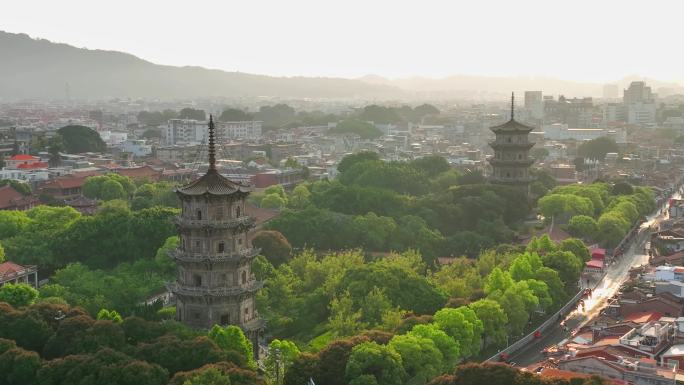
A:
[509,193,678,367]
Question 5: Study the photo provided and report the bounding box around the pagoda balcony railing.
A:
[167,280,263,297]
[173,216,255,229]
[488,158,535,166]
[489,176,536,183]
[169,247,259,262]
[489,141,535,149]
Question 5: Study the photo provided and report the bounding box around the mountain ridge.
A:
[0,31,401,100]
[2,31,683,101]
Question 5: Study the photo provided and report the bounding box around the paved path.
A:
[508,194,677,367]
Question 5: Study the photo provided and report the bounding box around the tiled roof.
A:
[17,161,49,169]
[624,311,663,323]
[115,165,161,179]
[41,177,86,190]
[0,185,33,209]
[9,154,38,161]
[176,169,251,196]
[0,261,29,280]
[490,118,535,133]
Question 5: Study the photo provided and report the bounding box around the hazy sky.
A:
[2,0,681,82]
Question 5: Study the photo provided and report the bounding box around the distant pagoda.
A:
[488,93,536,196]
[167,115,263,355]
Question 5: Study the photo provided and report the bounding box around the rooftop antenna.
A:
[511,92,515,121]
[208,115,216,172]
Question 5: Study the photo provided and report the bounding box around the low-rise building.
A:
[0,261,38,288]
[120,139,152,157]
[0,184,37,210]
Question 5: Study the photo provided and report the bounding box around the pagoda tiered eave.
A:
[488,158,535,167]
[167,280,263,298]
[173,216,255,229]
[168,247,260,263]
[489,141,535,150]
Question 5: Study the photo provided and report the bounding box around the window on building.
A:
[236,206,241,218]
[218,242,225,253]
[194,312,200,320]
[241,271,247,285]
[244,307,249,316]
[238,238,243,245]
[193,274,202,287]
[196,210,202,220]
[518,154,522,159]
[215,206,223,219]
[195,240,201,251]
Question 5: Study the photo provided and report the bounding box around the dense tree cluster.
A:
[0,200,176,271]
[576,136,619,161]
[216,103,440,132]
[137,110,178,126]
[0,302,261,385]
[178,108,206,121]
[539,182,655,246]
[82,173,180,208]
[427,362,606,385]
[329,120,383,139]
[83,173,136,201]
[56,125,107,153]
[258,234,585,370]
[267,153,529,260]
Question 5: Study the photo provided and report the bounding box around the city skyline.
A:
[3,0,684,83]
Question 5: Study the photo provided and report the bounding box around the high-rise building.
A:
[623,81,657,126]
[167,116,263,355]
[489,94,535,197]
[544,96,594,127]
[623,81,654,104]
[524,91,544,119]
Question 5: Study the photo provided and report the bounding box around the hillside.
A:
[0,31,400,100]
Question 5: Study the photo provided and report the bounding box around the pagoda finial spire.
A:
[208,114,216,171]
[511,92,515,121]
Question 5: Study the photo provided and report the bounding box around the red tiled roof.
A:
[625,311,662,323]
[0,185,31,209]
[0,261,29,279]
[592,248,606,259]
[587,259,604,269]
[115,166,162,179]
[17,162,49,169]
[41,177,86,190]
[9,154,38,161]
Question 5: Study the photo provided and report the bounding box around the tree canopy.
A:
[57,125,107,153]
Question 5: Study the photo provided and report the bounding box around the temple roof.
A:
[175,115,251,196]
[176,169,251,196]
[490,118,535,133]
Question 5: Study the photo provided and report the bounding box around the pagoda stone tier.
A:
[167,116,264,357]
[488,93,536,196]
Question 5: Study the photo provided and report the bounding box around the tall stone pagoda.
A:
[168,116,263,351]
[488,93,535,196]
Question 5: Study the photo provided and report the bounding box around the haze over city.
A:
[2,0,684,82]
[3,2,684,385]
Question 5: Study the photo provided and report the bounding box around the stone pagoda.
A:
[488,93,536,196]
[168,115,263,352]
